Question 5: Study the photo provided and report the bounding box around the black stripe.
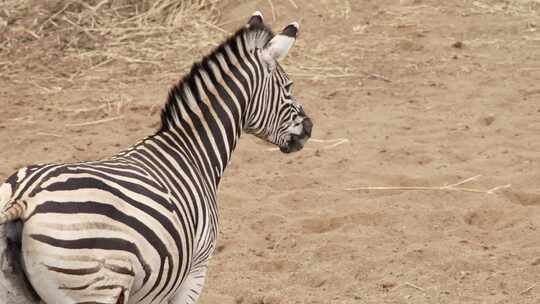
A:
[170,113,216,187]
[190,64,229,172]
[77,163,167,192]
[104,264,135,277]
[195,98,229,172]
[239,34,259,90]
[59,283,91,291]
[67,167,172,210]
[95,285,123,290]
[148,137,202,230]
[28,198,173,299]
[12,164,57,201]
[194,75,232,173]
[122,146,196,301]
[200,62,241,158]
[33,233,151,279]
[45,264,101,276]
[161,125,214,189]
[132,144,198,301]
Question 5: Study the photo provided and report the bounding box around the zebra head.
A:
[244,12,313,153]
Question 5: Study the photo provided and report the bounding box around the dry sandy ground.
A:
[1,0,540,303]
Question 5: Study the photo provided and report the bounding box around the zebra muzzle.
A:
[280,117,313,154]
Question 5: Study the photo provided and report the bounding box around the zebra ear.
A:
[247,11,264,27]
[263,22,299,61]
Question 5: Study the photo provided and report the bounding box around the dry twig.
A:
[289,72,362,79]
[36,132,63,138]
[519,282,538,295]
[345,175,511,194]
[361,71,392,82]
[65,116,124,127]
[310,138,349,149]
[287,0,299,9]
[4,0,226,82]
[267,0,277,21]
[266,138,349,152]
[403,282,425,293]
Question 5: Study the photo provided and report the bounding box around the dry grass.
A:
[345,175,512,194]
[468,0,540,16]
[0,0,226,82]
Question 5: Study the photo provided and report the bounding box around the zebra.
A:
[0,11,312,304]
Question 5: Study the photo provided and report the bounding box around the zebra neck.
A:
[153,25,273,188]
[154,82,249,188]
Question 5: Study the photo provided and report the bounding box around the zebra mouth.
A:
[279,117,312,154]
[280,134,308,153]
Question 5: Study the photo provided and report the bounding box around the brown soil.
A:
[1,0,540,303]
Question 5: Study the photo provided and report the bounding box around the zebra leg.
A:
[170,263,208,304]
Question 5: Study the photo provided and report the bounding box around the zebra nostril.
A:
[302,118,313,137]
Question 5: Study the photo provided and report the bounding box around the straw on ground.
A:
[65,116,124,127]
[266,138,349,152]
[519,282,538,295]
[345,175,511,194]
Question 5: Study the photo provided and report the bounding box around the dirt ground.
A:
[1,0,540,303]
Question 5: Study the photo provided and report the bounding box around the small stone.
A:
[325,90,339,98]
[314,279,326,288]
[479,115,496,126]
[381,282,396,291]
[216,244,226,253]
[452,41,464,48]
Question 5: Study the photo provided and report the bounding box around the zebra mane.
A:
[158,22,275,132]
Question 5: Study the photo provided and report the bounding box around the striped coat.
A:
[0,12,312,304]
